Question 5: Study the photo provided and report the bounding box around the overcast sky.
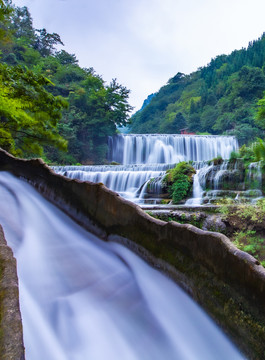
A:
[13,0,265,112]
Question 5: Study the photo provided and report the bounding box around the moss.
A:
[146,211,204,229]
[207,155,223,165]
[160,199,171,205]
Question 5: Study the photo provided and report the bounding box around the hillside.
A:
[131,34,265,145]
[0,2,132,164]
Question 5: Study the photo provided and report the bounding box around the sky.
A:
[13,0,265,112]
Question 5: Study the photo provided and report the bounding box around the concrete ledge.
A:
[0,149,265,359]
[0,225,24,360]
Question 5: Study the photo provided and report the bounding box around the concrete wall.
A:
[0,225,25,360]
[0,149,265,359]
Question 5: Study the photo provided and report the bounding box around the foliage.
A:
[0,1,12,40]
[34,28,64,57]
[219,198,265,267]
[255,91,265,129]
[233,230,265,267]
[228,151,240,161]
[131,33,265,145]
[170,173,191,203]
[238,144,256,165]
[253,138,265,161]
[221,198,265,222]
[0,1,132,163]
[0,62,67,156]
[163,161,195,204]
[210,155,223,165]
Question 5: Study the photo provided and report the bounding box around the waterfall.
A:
[213,161,229,190]
[54,164,170,201]
[248,162,262,189]
[0,172,244,359]
[186,159,264,205]
[108,134,238,164]
[185,170,203,206]
[54,134,238,203]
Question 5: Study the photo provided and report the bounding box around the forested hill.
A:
[0,1,132,164]
[131,34,265,145]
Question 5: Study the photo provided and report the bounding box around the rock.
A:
[0,226,25,360]
[202,215,227,232]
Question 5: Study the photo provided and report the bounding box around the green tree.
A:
[34,28,64,57]
[0,0,12,44]
[55,50,78,65]
[160,112,186,133]
[0,63,67,156]
[253,138,265,161]
[226,124,260,145]
[256,93,265,129]
[68,74,132,163]
[0,2,133,163]
[9,5,35,44]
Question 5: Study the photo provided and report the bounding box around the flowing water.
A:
[248,162,262,190]
[55,164,170,202]
[108,134,237,164]
[188,160,264,205]
[0,172,246,360]
[185,170,204,206]
[54,134,238,203]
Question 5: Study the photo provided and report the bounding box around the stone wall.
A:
[1,149,265,359]
[0,225,24,360]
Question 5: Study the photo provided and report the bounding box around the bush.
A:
[233,230,265,267]
[219,198,265,267]
[171,174,191,203]
[229,151,240,161]
[208,155,223,165]
[163,161,195,204]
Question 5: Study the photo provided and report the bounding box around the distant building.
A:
[180,128,196,135]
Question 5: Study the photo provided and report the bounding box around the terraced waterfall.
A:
[55,134,239,204]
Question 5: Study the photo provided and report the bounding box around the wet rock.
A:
[202,215,227,232]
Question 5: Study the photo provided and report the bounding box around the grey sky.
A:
[14,0,265,112]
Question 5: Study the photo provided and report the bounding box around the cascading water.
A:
[213,161,229,190]
[55,164,170,201]
[248,162,262,190]
[108,134,238,164]
[185,171,203,206]
[189,159,264,205]
[0,172,245,359]
[185,162,211,206]
[54,134,238,203]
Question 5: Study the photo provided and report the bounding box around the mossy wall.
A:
[0,149,265,359]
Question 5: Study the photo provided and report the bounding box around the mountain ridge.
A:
[131,33,265,145]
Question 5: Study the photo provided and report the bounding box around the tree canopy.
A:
[0,63,67,156]
[0,0,132,163]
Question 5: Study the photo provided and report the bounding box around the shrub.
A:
[171,174,191,203]
[229,151,240,161]
[163,161,195,204]
[219,199,265,267]
[208,155,223,165]
[233,230,265,267]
